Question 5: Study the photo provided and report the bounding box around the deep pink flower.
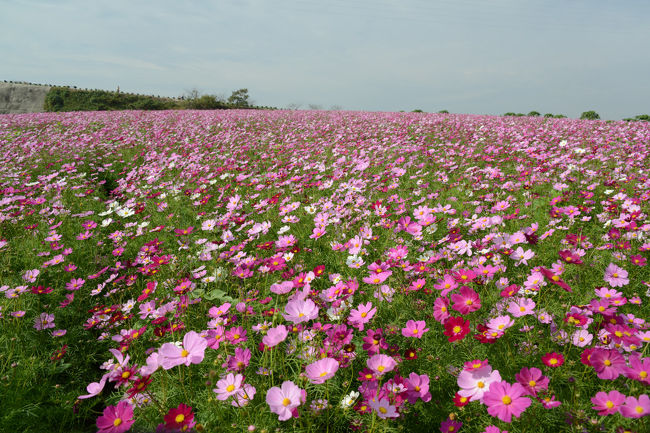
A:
[483,381,532,423]
[159,331,207,369]
[515,367,549,396]
[433,297,450,323]
[589,348,626,380]
[96,401,134,433]
[451,286,481,315]
[405,372,431,404]
[590,390,626,415]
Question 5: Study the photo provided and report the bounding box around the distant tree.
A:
[580,110,600,120]
[228,88,251,108]
[329,105,342,111]
[544,113,554,118]
[412,109,424,113]
[503,112,516,116]
[307,104,322,110]
[438,109,449,114]
[286,103,302,110]
[528,111,540,117]
[554,114,567,118]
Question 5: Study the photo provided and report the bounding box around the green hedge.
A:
[44,87,183,112]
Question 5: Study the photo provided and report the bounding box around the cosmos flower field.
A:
[0,109,649,433]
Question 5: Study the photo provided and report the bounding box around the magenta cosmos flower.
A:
[262,324,288,348]
[451,286,481,315]
[483,381,532,423]
[590,390,626,415]
[266,381,305,421]
[96,401,134,433]
[401,319,429,338]
[282,298,319,323]
[514,367,549,397]
[589,348,626,380]
[159,331,207,370]
[305,357,339,384]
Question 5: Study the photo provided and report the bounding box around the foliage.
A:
[44,86,182,112]
[580,110,600,120]
[227,88,251,108]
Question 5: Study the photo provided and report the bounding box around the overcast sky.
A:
[2,0,649,119]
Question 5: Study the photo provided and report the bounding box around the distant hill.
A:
[0,82,51,114]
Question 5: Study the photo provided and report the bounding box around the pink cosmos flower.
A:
[482,426,508,433]
[451,286,481,315]
[34,312,55,330]
[434,274,458,296]
[590,390,626,415]
[362,271,392,285]
[367,354,397,376]
[603,263,629,287]
[270,281,294,295]
[305,357,339,384]
[405,372,432,404]
[96,401,134,433]
[483,381,532,423]
[433,297,450,323]
[266,381,305,421]
[401,319,429,338]
[514,367,549,397]
[348,302,376,331]
[283,298,319,323]
[369,398,399,419]
[159,331,207,369]
[624,354,650,384]
[619,394,650,418]
[589,348,626,380]
[214,373,244,400]
[262,325,288,348]
[571,329,593,347]
[486,315,514,334]
[78,373,109,399]
[507,298,536,317]
[457,366,502,402]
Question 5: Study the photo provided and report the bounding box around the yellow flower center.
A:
[181,349,189,357]
[640,371,647,378]
[361,312,367,318]
[113,418,122,427]
[453,326,461,333]
[502,396,512,405]
[175,414,185,423]
[379,407,387,414]
[377,365,385,372]
[226,385,235,392]
[604,360,612,366]
[606,401,614,409]
[477,381,485,388]
[282,398,291,407]
[413,329,419,334]
[529,380,536,387]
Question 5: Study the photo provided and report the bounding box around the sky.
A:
[1,0,649,119]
